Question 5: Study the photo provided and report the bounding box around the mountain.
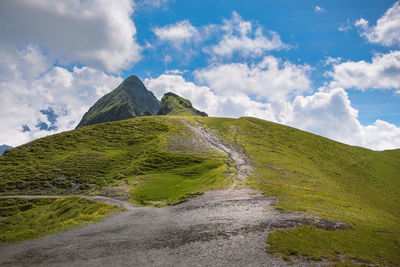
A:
[157,92,207,116]
[76,75,160,128]
[0,144,13,155]
[1,116,399,265]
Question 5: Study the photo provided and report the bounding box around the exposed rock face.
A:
[76,75,160,128]
[157,92,208,117]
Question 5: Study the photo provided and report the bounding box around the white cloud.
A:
[138,0,171,8]
[0,0,141,72]
[204,12,287,58]
[338,19,352,32]
[0,45,122,147]
[314,6,324,13]
[285,88,363,145]
[355,18,369,28]
[151,12,287,63]
[362,120,400,150]
[164,69,187,75]
[327,51,400,90]
[0,44,51,81]
[355,1,400,47]
[153,20,200,45]
[395,90,400,96]
[284,88,400,150]
[195,56,312,102]
[323,56,342,67]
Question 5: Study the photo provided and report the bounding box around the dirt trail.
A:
[0,188,322,267]
[0,120,343,266]
[182,120,251,180]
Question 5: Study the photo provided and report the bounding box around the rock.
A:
[76,75,160,128]
[158,92,207,117]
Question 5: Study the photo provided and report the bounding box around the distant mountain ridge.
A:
[158,92,207,117]
[0,144,13,156]
[76,75,160,128]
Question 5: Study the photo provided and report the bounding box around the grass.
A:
[1,115,399,265]
[194,116,400,266]
[0,197,122,244]
[129,163,228,206]
[0,116,231,206]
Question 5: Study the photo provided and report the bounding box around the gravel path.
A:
[0,120,332,266]
[0,188,318,267]
[182,120,252,179]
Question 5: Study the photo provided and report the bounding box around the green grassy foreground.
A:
[0,197,122,244]
[0,117,231,206]
[195,116,400,266]
[1,115,399,265]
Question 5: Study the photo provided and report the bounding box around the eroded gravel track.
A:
[1,188,319,267]
[0,121,329,266]
[182,120,252,179]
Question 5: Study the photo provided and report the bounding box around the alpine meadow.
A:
[1,1,400,266]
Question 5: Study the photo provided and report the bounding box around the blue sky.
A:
[0,0,399,150]
[131,0,399,125]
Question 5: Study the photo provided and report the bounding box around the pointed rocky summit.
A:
[76,75,160,128]
[157,92,208,117]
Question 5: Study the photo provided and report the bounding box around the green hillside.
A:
[1,116,399,265]
[0,197,122,244]
[195,117,400,265]
[0,117,231,205]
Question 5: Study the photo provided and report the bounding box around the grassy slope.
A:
[195,116,400,266]
[0,117,231,206]
[1,115,399,264]
[0,197,122,244]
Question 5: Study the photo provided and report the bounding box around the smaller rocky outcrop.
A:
[157,92,208,117]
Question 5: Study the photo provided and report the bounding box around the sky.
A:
[0,0,400,150]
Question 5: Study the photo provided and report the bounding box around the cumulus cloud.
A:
[204,12,287,58]
[153,20,200,45]
[362,120,400,150]
[0,45,122,147]
[327,51,400,90]
[285,88,363,145]
[355,1,400,47]
[284,88,400,150]
[195,56,312,102]
[0,0,141,72]
[323,56,342,67]
[151,12,288,63]
[314,6,324,13]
